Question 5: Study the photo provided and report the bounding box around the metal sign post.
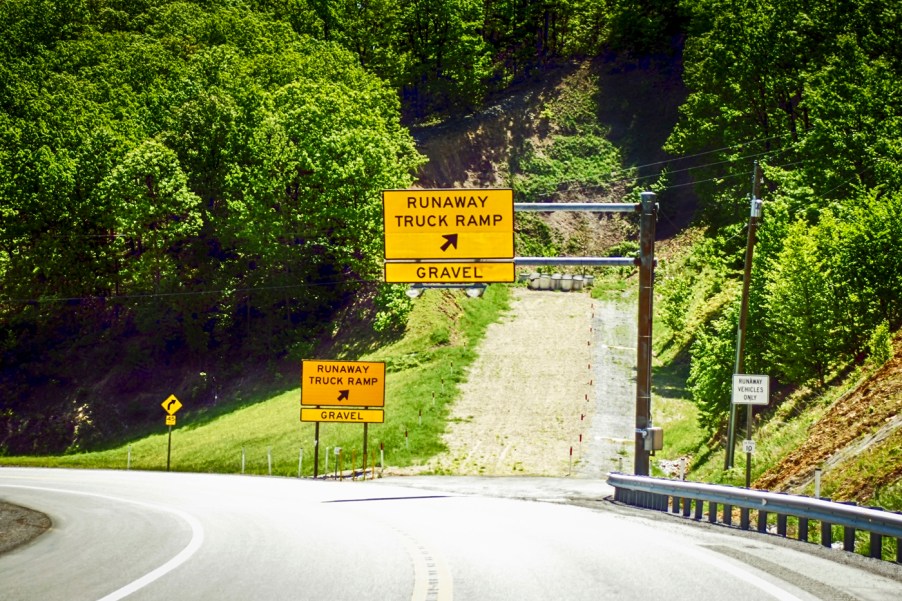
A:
[161,395,182,472]
[313,422,320,478]
[731,374,769,487]
[634,192,657,476]
[166,424,173,472]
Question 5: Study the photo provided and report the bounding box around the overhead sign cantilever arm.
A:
[382,189,514,260]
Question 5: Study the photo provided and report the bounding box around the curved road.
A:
[2,469,901,600]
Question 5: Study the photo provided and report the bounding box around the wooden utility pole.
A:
[726,163,763,470]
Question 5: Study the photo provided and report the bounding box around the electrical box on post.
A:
[644,427,664,452]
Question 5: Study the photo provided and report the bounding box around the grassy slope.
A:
[0,286,511,476]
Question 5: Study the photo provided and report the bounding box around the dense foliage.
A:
[0,0,424,451]
[3,0,900,451]
[666,0,902,433]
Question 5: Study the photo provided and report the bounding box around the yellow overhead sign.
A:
[301,360,385,407]
[300,408,384,424]
[385,261,515,284]
[383,189,514,260]
[162,394,182,415]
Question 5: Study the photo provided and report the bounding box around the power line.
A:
[543,139,803,197]
[1,276,383,305]
[620,131,792,173]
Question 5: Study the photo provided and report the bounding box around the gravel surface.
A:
[426,287,637,478]
[0,501,50,554]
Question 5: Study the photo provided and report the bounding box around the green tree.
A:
[687,301,737,434]
[99,140,202,293]
[763,220,837,387]
[399,0,492,117]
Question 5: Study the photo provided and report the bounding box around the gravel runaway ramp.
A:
[427,287,637,477]
[579,292,637,478]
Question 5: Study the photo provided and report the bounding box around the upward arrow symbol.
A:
[440,234,458,252]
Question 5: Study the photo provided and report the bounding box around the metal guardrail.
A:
[607,473,902,563]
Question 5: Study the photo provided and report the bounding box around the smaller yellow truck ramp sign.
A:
[301,360,385,407]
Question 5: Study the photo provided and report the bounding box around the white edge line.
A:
[1,484,205,601]
[676,543,807,601]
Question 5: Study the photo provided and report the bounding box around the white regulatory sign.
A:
[742,439,756,454]
[732,374,769,405]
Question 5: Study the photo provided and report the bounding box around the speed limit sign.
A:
[742,439,756,454]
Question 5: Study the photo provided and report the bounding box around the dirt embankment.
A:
[755,344,902,500]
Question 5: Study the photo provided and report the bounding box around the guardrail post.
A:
[821,520,833,548]
[708,502,718,524]
[869,532,883,559]
[896,537,902,563]
[671,496,681,514]
[844,525,856,552]
[740,507,750,530]
[682,497,692,517]
[723,504,733,526]
[694,500,703,521]
[757,509,768,533]
[799,517,809,542]
[840,501,856,552]
[777,514,787,537]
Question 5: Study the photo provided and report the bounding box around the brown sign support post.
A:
[634,191,657,476]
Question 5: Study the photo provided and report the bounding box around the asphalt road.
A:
[2,469,901,601]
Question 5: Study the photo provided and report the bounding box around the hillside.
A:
[753,339,902,506]
[409,58,902,510]
[412,56,696,237]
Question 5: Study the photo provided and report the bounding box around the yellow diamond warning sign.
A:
[383,189,514,260]
[162,394,182,415]
[301,360,385,407]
